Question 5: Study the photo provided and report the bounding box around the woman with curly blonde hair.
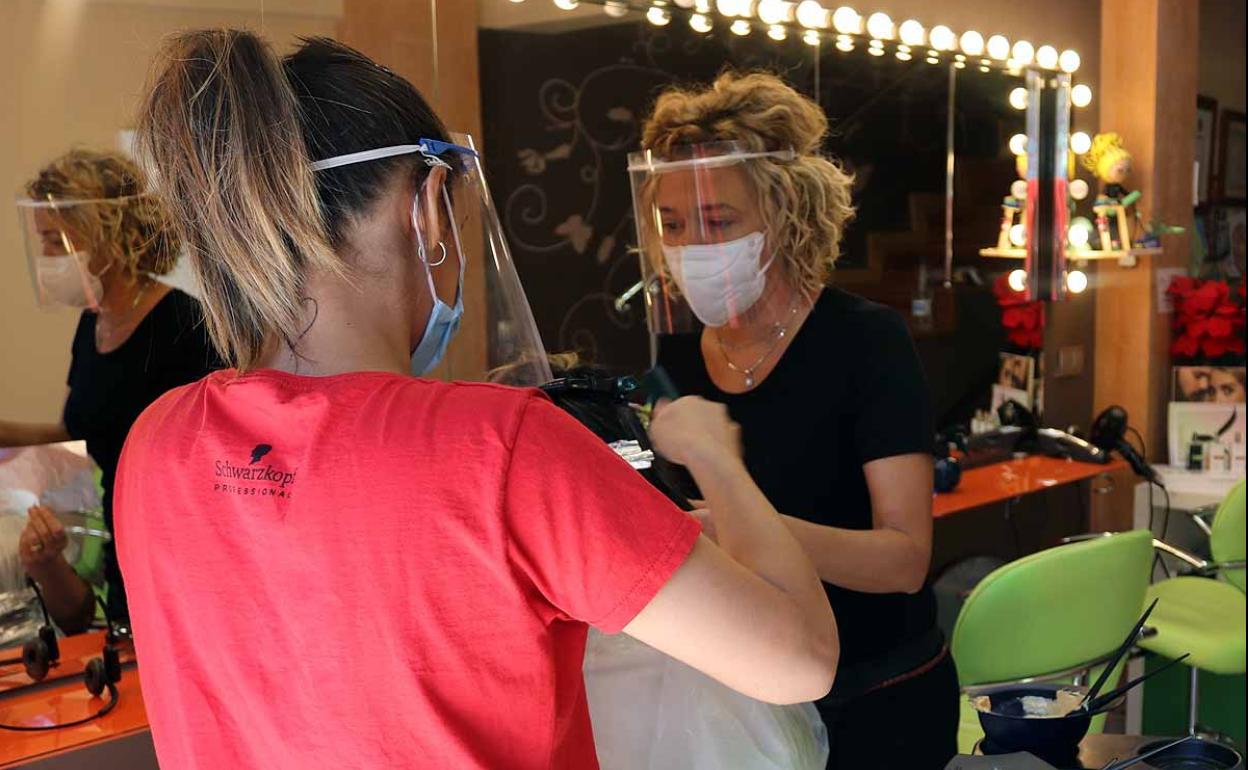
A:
[3,149,219,632]
[636,72,957,768]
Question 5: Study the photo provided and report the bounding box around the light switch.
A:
[1056,345,1085,378]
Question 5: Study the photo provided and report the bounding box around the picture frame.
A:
[1207,205,1247,278]
[1196,96,1217,206]
[997,352,1035,393]
[1216,110,1246,203]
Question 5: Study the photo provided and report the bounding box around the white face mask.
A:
[662,231,771,327]
[37,252,102,309]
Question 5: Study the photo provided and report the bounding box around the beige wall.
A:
[0,0,339,423]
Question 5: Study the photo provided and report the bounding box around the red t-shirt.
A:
[115,369,699,769]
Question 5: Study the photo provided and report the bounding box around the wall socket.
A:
[1055,345,1085,378]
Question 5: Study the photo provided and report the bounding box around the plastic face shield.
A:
[627,142,795,335]
[15,196,135,310]
[312,134,551,385]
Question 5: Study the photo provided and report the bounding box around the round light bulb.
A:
[925,54,940,65]
[831,5,861,33]
[869,45,885,56]
[987,34,1010,60]
[758,0,792,24]
[959,30,985,56]
[1036,45,1059,69]
[689,12,713,32]
[603,1,629,17]
[553,0,579,8]
[1059,49,1081,73]
[647,6,671,25]
[797,1,830,28]
[716,0,743,14]
[768,24,788,40]
[1071,84,1092,108]
[1068,220,1091,248]
[1012,40,1034,64]
[1070,178,1089,201]
[866,12,894,39]
[1070,131,1092,155]
[834,34,853,51]
[898,19,925,46]
[1008,268,1028,290]
[807,30,826,46]
[1009,87,1028,111]
[1009,133,1028,156]
[929,25,956,52]
[1011,179,1029,200]
[730,18,752,34]
[896,50,912,61]
[1066,270,1088,294]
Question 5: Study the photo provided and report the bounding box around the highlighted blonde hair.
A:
[135,31,446,371]
[26,149,178,282]
[641,71,855,298]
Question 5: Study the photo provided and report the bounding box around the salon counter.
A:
[934,455,1127,520]
[0,631,155,769]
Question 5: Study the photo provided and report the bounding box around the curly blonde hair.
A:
[641,71,855,297]
[26,149,178,281]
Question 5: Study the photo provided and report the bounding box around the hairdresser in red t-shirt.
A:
[111,31,837,770]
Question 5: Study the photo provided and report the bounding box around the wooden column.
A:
[1092,0,1198,530]
[338,0,487,381]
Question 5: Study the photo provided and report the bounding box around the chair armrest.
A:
[1153,539,1210,571]
[1178,505,1217,537]
[1060,532,1115,545]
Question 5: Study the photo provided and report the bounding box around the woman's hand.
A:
[648,397,742,469]
[20,505,69,573]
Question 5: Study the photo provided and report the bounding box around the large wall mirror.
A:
[479,0,1030,426]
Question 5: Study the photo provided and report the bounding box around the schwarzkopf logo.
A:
[212,443,297,499]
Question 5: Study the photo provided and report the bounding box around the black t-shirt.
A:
[64,289,220,621]
[657,288,937,668]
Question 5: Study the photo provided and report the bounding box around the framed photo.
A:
[998,352,1035,393]
[1196,96,1217,206]
[1216,110,1246,203]
[1168,402,1246,469]
[1208,205,1247,278]
[1172,366,1247,403]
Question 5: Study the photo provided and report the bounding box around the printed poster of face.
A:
[1173,366,1247,403]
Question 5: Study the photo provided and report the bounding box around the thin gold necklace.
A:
[715,298,799,388]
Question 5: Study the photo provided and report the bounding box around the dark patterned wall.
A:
[480,18,1019,376]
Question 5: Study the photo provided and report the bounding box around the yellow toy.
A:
[1082,132,1133,202]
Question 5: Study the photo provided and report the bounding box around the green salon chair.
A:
[951,529,1154,754]
[1139,480,1245,737]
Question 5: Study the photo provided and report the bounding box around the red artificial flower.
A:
[1167,275,1247,363]
[1208,316,1234,338]
[1167,275,1197,298]
[1171,334,1201,358]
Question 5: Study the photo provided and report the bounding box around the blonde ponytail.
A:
[135,29,342,371]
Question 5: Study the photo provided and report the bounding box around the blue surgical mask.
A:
[410,239,464,377]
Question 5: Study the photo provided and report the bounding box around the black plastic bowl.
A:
[1137,738,1245,770]
[973,684,1094,759]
